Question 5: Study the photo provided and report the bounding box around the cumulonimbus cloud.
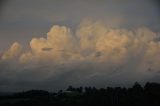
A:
[1,21,160,72]
[15,22,160,72]
[0,21,160,91]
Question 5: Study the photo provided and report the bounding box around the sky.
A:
[0,0,160,91]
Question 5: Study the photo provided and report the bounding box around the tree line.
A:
[0,82,160,106]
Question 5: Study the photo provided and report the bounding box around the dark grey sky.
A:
[0,0,160,92]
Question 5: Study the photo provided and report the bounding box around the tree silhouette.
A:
[0,82,160,106]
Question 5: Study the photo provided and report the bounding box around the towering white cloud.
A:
[1,22,160,91]
[3,22,160,71]
[20,25,79,63]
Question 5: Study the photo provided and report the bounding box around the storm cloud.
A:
[0,0,160,91]
[0,21,160,91]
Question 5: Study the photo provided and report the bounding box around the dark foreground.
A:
[0,82,160,106]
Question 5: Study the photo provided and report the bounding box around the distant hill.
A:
[0,92,14,96]
[0,82,160,106]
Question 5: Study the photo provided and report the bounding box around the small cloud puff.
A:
[2,42,22,60]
